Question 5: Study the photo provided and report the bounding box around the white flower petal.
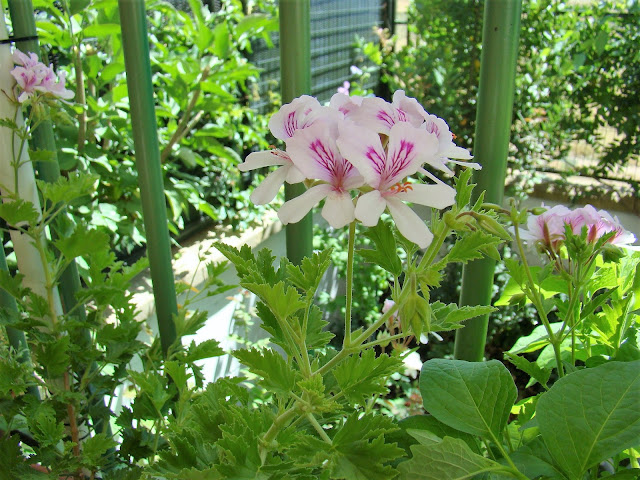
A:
[394,182,456,209]
[336,123,387,188]
[285,165,306,184]
[354,190,387,226]
[239,150,289,172]
[382,122,439,187]
[445,145,474,160]
[385,197,433,248]
[321,191,356,228]
[250,165,290,205]
[269,95,322,140]
[277,184,332,225]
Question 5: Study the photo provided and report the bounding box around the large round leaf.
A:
[537,360,640,479]
[419,359,517,439]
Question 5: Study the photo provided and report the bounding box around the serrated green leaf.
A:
[54,224,110,260]
[420,359,517,439]
[164,361,191,393]
[286,248,332,295]
[184,339,225,362]
[34,336,70,377]
[29,148,57,163]
[37,174,97,205]
[129,370,172,413]
[0,199,39,226]
[233,347,298,396]
[430,302,495,332]
[243,281,305,323]
[297,374,337,412]
[442,230,502,266]
[82,433,117,466]
[333,349,402,405]
[0,270,28,300]
[397,437,507,479]
[305,304,334,349]
[454,169,475,209]
[537,360,640,479]
[504,352,551,388]
[359,220,402,276]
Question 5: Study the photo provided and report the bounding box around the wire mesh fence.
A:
[248,0,386,112]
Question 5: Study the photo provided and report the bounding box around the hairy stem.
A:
[344,221,356,347]
[512,220,564,377]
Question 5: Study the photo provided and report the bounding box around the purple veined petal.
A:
[385,197,434,248]
[278,183,333,225]
[321,190,356,228]
[337,122,387,188]
[393,182,456,209]
[392,90,428,125]
[238,149,291,172]
[250,165,291,205]
[269,95,323,140]
[354,190,387,226]
[381,122,439,188]
[286,121,362,189]
[348,96,397,134]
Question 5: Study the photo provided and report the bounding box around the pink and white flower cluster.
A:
[520,204,636,249]
[239,91,478,248]
[10,50,74,103]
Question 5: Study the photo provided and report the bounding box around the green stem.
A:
[344,221,356,347]
[307,413,332,444]
[260,405,300,463]
[512,220,564,377]
[489,431,528,480]
[418,222,450,270]
[314,302,400,377]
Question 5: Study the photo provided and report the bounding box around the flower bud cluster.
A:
[239,91,479,248]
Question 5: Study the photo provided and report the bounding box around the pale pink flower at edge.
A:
[10,50,74,103]
[520,204,636,249]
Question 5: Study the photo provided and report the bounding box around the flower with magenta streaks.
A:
[337,122,456,247]
[278,120,364,228]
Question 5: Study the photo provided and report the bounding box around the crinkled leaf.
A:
[286,248,332,295]
[537,360,640,479]
[397,437,507,479]
[333,349,402,405]
[359,220,402,277]
[297,374,336,412]
[419,359,517,438]
[82,433,117,467]
[233,347,298,396]
[37,174,97,205]
[243,281,305,322]
[34,335,70,377]
[184,339,225,362]
[0,199,39,226]
[305,304,334,349]
[430,301,496,332]
[0,270,28,300]
[54,224,110,260]
[441,230,502,266]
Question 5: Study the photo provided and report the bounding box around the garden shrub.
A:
[33,0,278,255]
[368,0,639,191]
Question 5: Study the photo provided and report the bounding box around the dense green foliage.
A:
[33,0,277,255]
[369,0,639,187]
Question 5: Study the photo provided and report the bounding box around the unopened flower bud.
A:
[475,213,512,241]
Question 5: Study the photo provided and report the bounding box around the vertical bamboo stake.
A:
[0,13,64,321]
[7,0,88,324]
[454,0,522,361]
[279,0,313,265]
[118,0,178,357]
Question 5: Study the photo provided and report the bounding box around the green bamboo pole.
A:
[118,0,178,357]
[279,0,313,265]
[454,0,522,361]
[7,0,87,323]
